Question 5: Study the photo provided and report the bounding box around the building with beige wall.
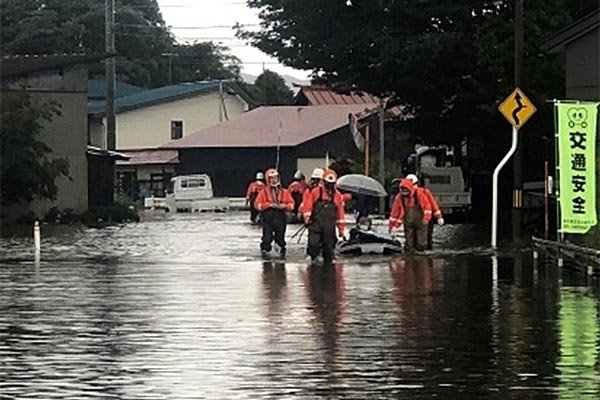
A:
[1,54,107,219]
[88,81,252,150]
[87,81,253,201]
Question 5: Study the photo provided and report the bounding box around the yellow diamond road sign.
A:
[498,87,537,129]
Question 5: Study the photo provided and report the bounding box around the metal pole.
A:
[364,124,370,176]
[275,121,282,170]
[552,100,563,243]
[492,126,519,248]
[512,0,524,244]
[105,0,116,150]
[544,160,549,239]
[378,100,385,214]
[218,80,224,123]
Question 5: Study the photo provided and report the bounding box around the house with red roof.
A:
[294,84,409,120]
[162,104,377,197]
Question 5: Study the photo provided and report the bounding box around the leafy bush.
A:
[80,203,140,226]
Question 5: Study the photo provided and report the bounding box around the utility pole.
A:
[218,80,224,122]
[378,100,386,214]
[512,0,524,244]
[105,0,116,150]
[161,53,179,85]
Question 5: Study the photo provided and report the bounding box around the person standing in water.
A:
[302,169,346,264]
[255,169,294,258]
[245,172,266,224]
[405,174,444,250]
[388,178,432,252]
[288,170,309,222]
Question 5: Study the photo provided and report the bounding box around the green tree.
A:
[0,92,70,206]
[240,0,597,172]
[170,42,241,84]
[0,0,239,87]
[251,70,294,105]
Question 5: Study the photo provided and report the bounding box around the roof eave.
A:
[88,85,219,116]
[540,9,600,53]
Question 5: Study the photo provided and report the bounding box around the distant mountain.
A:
[241,72,309,91]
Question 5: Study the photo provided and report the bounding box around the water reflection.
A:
[261,262,288,321]
[301,263,346,365]
[1,213,599,399]
[389,256,442,341]
[558,288,600,399]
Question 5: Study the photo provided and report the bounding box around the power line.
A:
[116,23,258,29]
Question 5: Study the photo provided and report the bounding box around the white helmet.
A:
[311,168,324,179]
[256,172,264,180]
[406,174,418,184]
[294,170,305,180]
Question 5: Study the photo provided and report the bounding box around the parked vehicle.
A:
[164,174,230,212]
[416,147,471,216]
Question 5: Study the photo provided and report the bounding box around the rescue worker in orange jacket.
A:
[299,168,324,217]
[246,172,266,223]
[255,169,295,258]
[303,169,346,263]
[406,174,444,250]
[288,170,309,219]
[388,178,432,252]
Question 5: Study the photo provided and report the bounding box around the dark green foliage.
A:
[0,91,70,207]
[80,203,140,226]
[0,0,240,87]
[170,42,241,84]
[251,70,294,105]
[240,0,597,175]
[43,207,79,224]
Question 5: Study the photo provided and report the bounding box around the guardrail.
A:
[532,235,600,275]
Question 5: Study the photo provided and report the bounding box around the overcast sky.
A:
[157,0,311,81]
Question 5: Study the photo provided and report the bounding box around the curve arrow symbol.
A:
[511,92,527,126]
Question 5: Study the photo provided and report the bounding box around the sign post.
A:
[492,87,537,247]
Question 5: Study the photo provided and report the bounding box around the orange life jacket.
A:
[389,179,432,228]
[246,180,265,198]
[254,186,294,212]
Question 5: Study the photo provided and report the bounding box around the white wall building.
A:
[88,81,252,150]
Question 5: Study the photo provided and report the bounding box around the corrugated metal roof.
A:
[88,79,146,100]
[88,81,220,116]
[162,105,377,149]
[116,149,179,166]
[298,85,380,106]
[296,85,412,120]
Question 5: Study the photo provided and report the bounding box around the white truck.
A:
[163,174,230,213]
[416,147,472,216]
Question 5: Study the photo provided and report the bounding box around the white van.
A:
[164,174,230,212]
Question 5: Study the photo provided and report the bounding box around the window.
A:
[181,179,188,188]
[171,120,183,139]
[426,174,451,185]
[188,178,206,188]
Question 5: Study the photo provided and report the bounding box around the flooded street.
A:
[1,212,599,399]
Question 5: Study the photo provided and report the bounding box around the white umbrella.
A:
[337,174,387,197]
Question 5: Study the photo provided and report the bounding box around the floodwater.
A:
[1,212,599,399]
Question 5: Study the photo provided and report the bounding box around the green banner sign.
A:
[557,102,598,234]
